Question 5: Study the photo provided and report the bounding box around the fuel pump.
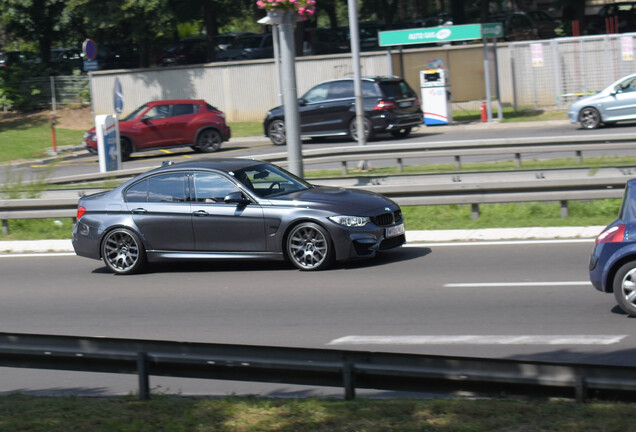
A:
[420,69,452,126]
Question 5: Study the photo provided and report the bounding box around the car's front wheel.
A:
[613,261,636,316]
[101,228,146,275]
[267,119,286,146]
[286,222,333,271]
[120,137,132,161]
[349,117,373,141]
[579,107,601,129]
[196,129,222,152]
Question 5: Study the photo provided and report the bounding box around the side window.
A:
[327,81,354,99]
[143,105,170,120]
[172,104,196,117]
[362,81,381,97]
[148,173,188,202]
[193,172,240,203]
[303,83,329,103]
[126,179,148,202]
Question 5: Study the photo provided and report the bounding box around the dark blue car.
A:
[590,178,636,316]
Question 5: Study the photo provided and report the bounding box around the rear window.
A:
[378,81,415,99]
[619,184,636,221]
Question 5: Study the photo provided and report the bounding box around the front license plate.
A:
[386,223,405,238]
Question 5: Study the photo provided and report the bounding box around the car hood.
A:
[268,186,398,215]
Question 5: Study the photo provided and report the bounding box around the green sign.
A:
[482,23,504,38]
[378,23,503,47]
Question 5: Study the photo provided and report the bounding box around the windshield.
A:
[232,163,311,198]
[121,104,149,122]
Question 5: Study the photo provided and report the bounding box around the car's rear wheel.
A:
[579,107,601,129]
[101,228,146,275]
[349,117,373,141]
[120,137,132,161]
[267,119,286,146]
[613,261,636,316]
[286,222,333,271]
[196,129,222,152]
[390,127,412,138]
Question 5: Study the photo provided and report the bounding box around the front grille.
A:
[372,210,402,227]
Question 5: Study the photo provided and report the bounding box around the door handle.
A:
[193,210,209,216]
[131,208,147,214]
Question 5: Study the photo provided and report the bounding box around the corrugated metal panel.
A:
[90,53,389,122]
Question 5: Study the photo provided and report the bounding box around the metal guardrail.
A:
[2,135,634,227]
[1,332,635,401]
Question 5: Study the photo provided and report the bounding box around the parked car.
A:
[525,10,562,38]
[157,36,208,66]
[489,12,543,41]
[567,72,636,129]
[589,178,636,316]
[50,47,85,73]
[216,33,273,61]
[83,99,231,160]
[72,158,406,274]
[587,1,636,34]
[264,76,423,146]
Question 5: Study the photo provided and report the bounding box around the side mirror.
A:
[224,191,250,205]
[298,98,307,106]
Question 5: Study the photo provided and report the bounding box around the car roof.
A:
[316,76,404,85]
[146,99,206,106]
[153,158,265,173]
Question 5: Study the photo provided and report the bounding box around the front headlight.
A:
[329,215,370,227]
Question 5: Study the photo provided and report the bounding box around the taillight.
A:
[415,96,421,106]
[596,224,626,243]
[76,206,86,220]
[373,100,397,110]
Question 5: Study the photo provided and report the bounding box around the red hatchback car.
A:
[84,99,231,160]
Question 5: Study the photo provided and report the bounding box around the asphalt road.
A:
[13,119,636,182]
[2,240,635,396]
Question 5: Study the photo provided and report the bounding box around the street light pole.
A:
[279,10,303,178]
[347,0,367,171]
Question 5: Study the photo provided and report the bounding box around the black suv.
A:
[263,76,423,146]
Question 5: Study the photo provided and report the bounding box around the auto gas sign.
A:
[379,24,501,46]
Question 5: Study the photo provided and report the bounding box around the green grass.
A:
[0,394,635,431]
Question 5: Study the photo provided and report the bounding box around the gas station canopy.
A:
[379,23,503,47]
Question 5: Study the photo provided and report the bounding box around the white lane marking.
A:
[328,335,628,346]
[0,252,76,258]
[444,281,592,288]
[404,239,593,247]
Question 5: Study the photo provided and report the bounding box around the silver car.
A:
[568,72,636,129]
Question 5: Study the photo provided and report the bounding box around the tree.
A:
[0,0,70,64]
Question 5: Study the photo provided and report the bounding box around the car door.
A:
[166,103,198,146]
[300,80,354,134]
[132,104,180,149]
[125,172,194,251]
[604,76,636,121]
[190,172,266,251]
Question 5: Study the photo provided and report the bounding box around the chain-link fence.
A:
[21,75,91,109]
[507,33,636,110]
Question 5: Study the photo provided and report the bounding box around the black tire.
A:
[196,129,222,153]
[348,117,373,141]
[579,107,601,129]
[286,222,333,271]
[613,261,636,316]
[390,127,412,138]
[267,119,286,146]
[101,228,146,275]
[120,137,132,161]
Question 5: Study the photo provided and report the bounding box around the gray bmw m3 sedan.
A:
[72,158,406,274]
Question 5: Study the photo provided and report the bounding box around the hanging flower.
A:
[257,0,316,18]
